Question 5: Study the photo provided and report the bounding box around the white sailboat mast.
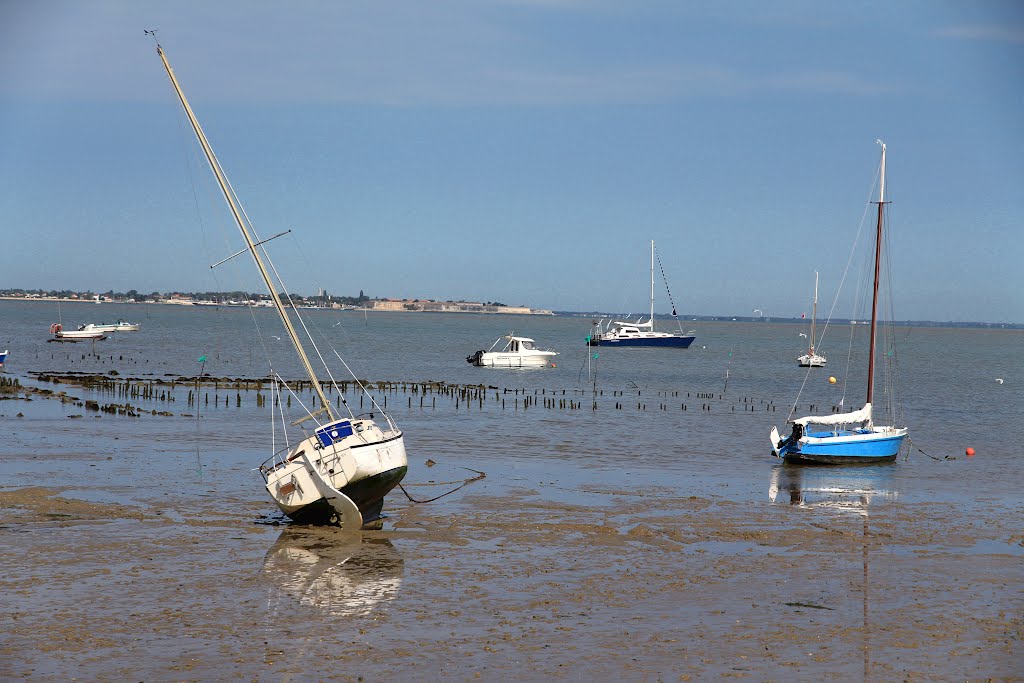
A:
[155,44,335,420]
[810,270,818,354]
[649,239,655,325]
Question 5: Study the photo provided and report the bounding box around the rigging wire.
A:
[278,231,381,408]
[814,161,882,359]
[881,199,906,428]
[654,245,685,333]
[791,156,883,417]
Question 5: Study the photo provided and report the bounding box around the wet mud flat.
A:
[1,476,1020,681]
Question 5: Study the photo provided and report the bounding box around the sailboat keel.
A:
[282,465,408,527]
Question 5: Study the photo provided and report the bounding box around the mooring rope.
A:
[397,466,486,503]
[905,436,953,461]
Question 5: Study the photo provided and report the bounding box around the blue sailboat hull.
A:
[587,335,695,348]
[780,431,906,465]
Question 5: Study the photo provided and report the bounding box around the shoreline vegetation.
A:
[0,294,1019,328]
[0,293,552,316]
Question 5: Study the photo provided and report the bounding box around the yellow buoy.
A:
[828,376,837,384]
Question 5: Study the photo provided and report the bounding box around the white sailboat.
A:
[154,40,407,527]
[772,141,907,464]
[797,271,827,367]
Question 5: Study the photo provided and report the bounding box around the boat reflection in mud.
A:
[262,528,403,618]
[768,463,896,681]
[768,464,898,512]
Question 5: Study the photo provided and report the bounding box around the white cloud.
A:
[934,25,1024,44]
[0,1,899,106]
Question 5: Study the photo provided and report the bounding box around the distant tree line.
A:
[0,288,372,306]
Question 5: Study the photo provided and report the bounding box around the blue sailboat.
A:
[771,141,908,464]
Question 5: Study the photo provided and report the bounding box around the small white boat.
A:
[87,319,141,332]
[797,271,827,367]
[467,335,558,368]
[0,349,7,369]
[49,323,107,341]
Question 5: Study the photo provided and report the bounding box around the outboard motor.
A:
[466,350,484,365]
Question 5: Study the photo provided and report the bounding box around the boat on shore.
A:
[48,323,107,341]
[153,38,407,527]
[797,271,826,367]
[587,240,696,348]
[772,141,907,465]
[466,335,558,368]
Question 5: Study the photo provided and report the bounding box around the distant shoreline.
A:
[1,296,1019,328]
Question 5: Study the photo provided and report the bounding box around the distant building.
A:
[369,298,552,315]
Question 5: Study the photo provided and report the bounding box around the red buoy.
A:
[966,447,975,457]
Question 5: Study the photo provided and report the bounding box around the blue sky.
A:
[1,1,1022,323]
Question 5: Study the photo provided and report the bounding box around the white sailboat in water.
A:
[154,40,407,526]
[771,141,907,464]
[797,271,826,367]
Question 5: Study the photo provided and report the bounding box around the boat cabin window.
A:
[510,340,519,352]
[521,340,535,350]
[315,420,354,447]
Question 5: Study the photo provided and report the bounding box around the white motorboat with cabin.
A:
[86,319,141,332]
[153,37,407,527]
[466,335,558,367]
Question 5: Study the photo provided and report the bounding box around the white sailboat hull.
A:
[56,330,107,340]
[470,351,557,367]
[797,353,827,367]
[261,419,408,527]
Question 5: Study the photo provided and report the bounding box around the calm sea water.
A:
[2,299,1022,511]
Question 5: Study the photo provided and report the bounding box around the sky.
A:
[1,1,1022,323]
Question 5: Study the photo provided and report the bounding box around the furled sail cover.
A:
[794,403,872,427]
